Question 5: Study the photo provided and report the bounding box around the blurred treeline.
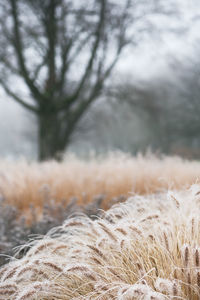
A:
[72,51,200,160]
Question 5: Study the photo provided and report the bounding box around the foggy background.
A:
[1,0,200,160]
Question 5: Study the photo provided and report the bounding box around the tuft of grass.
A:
[0,153,200,215]
[0,195,106,267]
[1,185,200,299]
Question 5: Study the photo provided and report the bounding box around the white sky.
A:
[116,0,200,77]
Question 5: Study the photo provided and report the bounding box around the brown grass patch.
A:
[0,153,200,214]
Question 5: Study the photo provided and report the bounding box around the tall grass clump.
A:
[1,153,200,214]
[0,195,105,267]
[1,185,200,299]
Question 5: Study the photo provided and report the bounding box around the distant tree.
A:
[0,0,133,160]
[108,77,174,152]
[168,52,200,146]
[112,50,200,158]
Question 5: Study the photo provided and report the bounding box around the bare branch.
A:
[9,0,45,103]
[56,0,106,112]
[42,0,57,95]
[69,0,106,102]
[32,57,48,82]
[0,78,39,113]
[56,40,73,95]
[0,55,19,75]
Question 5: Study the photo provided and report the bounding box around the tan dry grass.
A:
[0,153,200,213]
[1,185,200,299]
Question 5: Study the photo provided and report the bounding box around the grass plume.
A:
[1,185,200,298]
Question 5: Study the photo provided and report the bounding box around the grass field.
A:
[0,153,200,214]
[1,153,200,299]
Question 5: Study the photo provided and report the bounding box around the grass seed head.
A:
[1,186,200,299]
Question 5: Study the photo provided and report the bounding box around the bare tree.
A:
[166,51,200,153]
[0,0,133,160]
[111,49,200,158]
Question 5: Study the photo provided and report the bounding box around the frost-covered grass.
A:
[1,153,200,215]
[1,185,200,299]
[0,195,107,267]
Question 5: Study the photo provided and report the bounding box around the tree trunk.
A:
[38,113,68,161]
